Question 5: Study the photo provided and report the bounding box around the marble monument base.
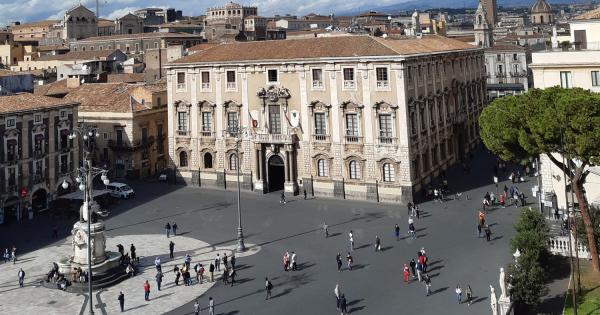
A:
[498,296,512,315]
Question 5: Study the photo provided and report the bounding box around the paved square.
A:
[0,148,535,314]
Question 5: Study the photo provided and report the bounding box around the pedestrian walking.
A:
[280,191,286,204]
[336,253,342,272]
[11,246,17,264]
[230,254,236,269]
[407,202,414,216]
[395,224,400,241]
[143,280,150,301]
[193,300,200,315]
[303,189,307,200]
[184,253,192,269]
[208,297,215,315]
[334,284,341,309]
[265,277,273,300]
[485,225,492,241]
[223,253,228,268]
[118,291,125,312]
[154,257,161,271]
[409,221,416,240]
[424,275,432,296]
[155,270,163,291]
[415,205,420,219]
[283,251,290,271]
[403,264,409,283]
[455,285,462,304]
[477,223,482,238]
[209,262,215,282]
[130,244,137,263]
[172,222,178,236]
[324,222,329,238]
[346,252,353,271]
[222,267,229,285]
[174,265,181,285]
[17,268,25,287]
[169,241,175,259]
[215,254,221,272]
[466,285,473,306]
[165,222,171,238]
[409,259,416,278]
[339,294,348,315]
[229,268,236,286]
[348,230,354,251]
[375,235,381,252]
[291,251,297,271]
[3,248,9,263]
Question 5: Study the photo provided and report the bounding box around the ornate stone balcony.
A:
[251,133,295,144]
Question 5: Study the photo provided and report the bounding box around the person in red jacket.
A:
[143,280,150,301]
[403,264,410,283]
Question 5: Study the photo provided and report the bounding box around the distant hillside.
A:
[342,0,594,15]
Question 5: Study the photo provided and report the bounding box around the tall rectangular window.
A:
[178,112,187,131]
[379,114,392,138]
[376,67,389,88]
[176,72,185,90]
[226,70,236,89]
[312,69,323,88]
[345,114,358,136]
[227,112,238,130]
[141,127,148,143]
[314,113,326,135]
[201,71,210,89]
[592,71,600,87]
[202,112,212,132]
[343,68,355,89]
[560,71,572,88]
[268,105,281,134]
[116,130,123,146]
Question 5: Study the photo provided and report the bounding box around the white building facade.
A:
[165,35,486,203]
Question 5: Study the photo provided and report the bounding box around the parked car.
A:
[158,173,167,182]
[105,182,135,199]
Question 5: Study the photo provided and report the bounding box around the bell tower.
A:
[474,0,493,48]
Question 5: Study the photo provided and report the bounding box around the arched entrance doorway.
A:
[3,196,20,223]
[267,155,285,192]
[31,189,48,211]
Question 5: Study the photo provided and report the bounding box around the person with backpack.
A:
[265,277,273,299]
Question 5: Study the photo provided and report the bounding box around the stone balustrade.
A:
[548,235,591,259]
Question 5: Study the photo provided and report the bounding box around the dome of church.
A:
[531,0,552,14]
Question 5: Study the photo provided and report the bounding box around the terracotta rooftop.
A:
[171,35,477,64]
[63,83,156,113]
[188,43,221,52]
[34,79,72,97]
[35,49,121,62]
[11,20,60,29]
[75,32,202,43]
[106,73,146,83]
[0,93,78,114]
[0,69,33,77]
[37,45,70,52]
[485,44,526,52]
[574,7,600,20]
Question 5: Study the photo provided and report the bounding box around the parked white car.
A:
[105,182,135,199]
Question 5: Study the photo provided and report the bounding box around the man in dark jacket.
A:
[339,294,348,315]
[155,271,163,290]
[169,241,175,259]
[117,291,125,312]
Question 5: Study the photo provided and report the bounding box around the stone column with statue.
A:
[498,267,513,315]
[490,285,498,315]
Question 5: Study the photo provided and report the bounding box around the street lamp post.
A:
[224,125,247,252]
[61,124,110,315]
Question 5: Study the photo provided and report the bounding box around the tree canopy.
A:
[480,87,600,272]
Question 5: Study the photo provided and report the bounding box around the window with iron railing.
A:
[201,71,210,90]
[176,72,186,90]
[378,114,393,143]
[226,70,236,90]
[177,112,188,135]
[343,68,355,89]
[382,163,394,182]
[312,68,323,89]
[314,113,326,137]
[376,67,389,89]
[202,112,213,136]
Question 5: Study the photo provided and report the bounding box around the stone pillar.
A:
[284,151,290,182]
[254,144,265,193]
[498,296,512,315]
[284,149,298,194]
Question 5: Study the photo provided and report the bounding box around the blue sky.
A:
[0,0,404,26]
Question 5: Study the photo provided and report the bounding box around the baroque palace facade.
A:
[165,35,486,203]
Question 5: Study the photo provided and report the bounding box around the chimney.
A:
[66,77,80,88]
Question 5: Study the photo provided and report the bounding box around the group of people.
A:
[477,211,493,241]
[334,284,349,315]
[403,248,434,296]
[282,251,298,271]
[117,243,137,278]
[71,267,88,283]
[164,222,179,238]
[3,246,17,264]
[455,284,474,306]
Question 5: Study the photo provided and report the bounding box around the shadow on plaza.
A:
[414,144,527,205]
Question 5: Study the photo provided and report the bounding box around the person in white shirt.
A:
[154,257,161,271]
[334,284,341,310]
[349,231,354,251]
[208,297,215,315]
[291,252,297,271]
[215,254,221,272]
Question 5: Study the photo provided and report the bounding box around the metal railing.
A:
[344,135,362,143]
[376,81,389,89]
[378,137,396,145]
[201,82,211,90]
[226,82,237,90]
[312,81,324,89]
[343,80,356,89]
[312,134,330,142]
[200,131,215,138]
[177,130,189,136]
